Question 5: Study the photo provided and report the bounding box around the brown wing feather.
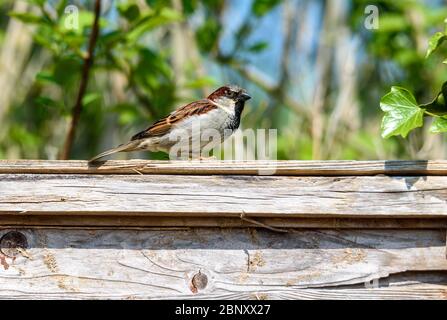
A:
[131,99,218,141]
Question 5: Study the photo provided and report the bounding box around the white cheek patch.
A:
[213,97,235,115]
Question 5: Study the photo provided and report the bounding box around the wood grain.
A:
[0,160,446,176]
[1,160,446,299]
[0,228,445,300]
[0,174,447,220]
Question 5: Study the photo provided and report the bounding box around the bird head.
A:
[207,85,251,105]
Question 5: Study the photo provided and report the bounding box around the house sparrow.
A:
[89,85,251,162]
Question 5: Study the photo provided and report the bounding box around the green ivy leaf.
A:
[430,117,447,133]
[426,32,446,58]
[380,87,424,138]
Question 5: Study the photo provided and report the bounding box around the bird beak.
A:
[239,92,251,101]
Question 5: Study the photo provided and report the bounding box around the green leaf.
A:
[53,57,82,87]
[56,0,69,16]
[82,93,101,106]
[117,3,140,21]
[9,12,45,24]
[195,18,220,52]
[35,96,60,108]
[185,77,217,89]
[426,32,447,58]
[181,0,198,15]
[127,8,182,42]
[380,87,424,138]
[420,81,447,116]
[247,41,269,52]
[9,124,41,149]
[60,11,94,33]
[377,14,409,33]
[99,31,124,46]
[252,0,281,17]
[145,0,170,9]
[430,117,447,133]
[35,71,58,84]
[29,0,46,6]
[33,24,60,54]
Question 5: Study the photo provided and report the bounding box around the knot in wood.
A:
[0,231,28,258]
[192,271,208,291]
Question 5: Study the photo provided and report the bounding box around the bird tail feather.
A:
[89,141,140,163]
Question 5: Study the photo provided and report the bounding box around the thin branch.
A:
[60,0,101,160]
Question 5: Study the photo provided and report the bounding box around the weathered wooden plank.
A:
[0,228,445,299]
[1,174,447,218]
[0,160,446,176]
[1,286,446,300]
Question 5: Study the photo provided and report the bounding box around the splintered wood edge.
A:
[0,160,447,176]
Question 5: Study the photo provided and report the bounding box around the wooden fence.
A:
[0,160,446,299]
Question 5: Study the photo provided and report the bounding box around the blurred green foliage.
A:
[1,0,447,160]
[0,0,282,160]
